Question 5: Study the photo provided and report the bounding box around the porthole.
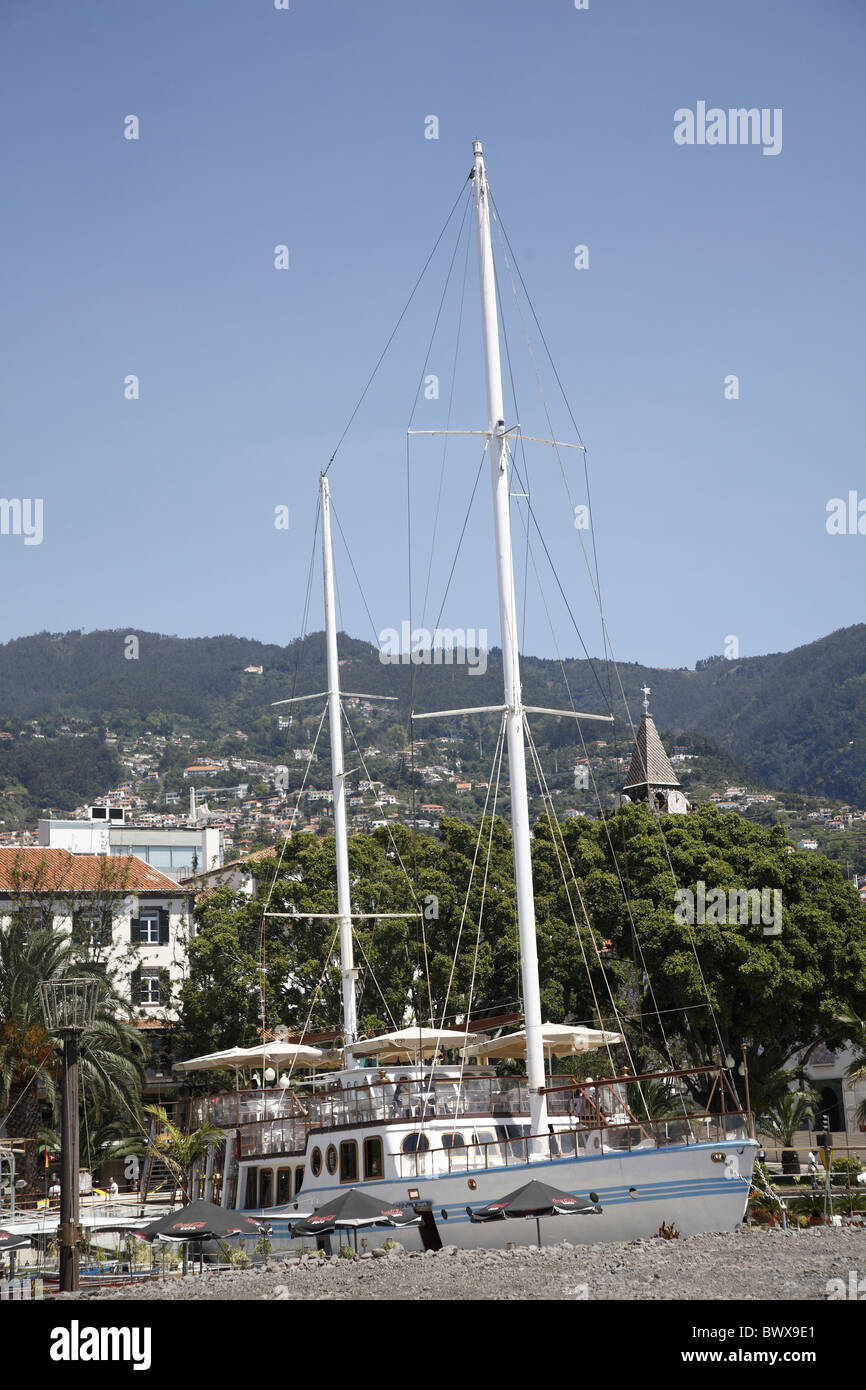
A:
[628,1187,638,1198]
[310,1147,322,1178]
[440,1209,449,1220]
[589,1191,599,1203]
[326,1145,338,1175]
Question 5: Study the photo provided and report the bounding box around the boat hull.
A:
[242,1139,757,1250]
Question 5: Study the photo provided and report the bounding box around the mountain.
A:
[0,624,863,805]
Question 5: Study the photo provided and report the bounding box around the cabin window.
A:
[473,1129,495,1150]
[325,1145,338,1175]
[259,1168,273,1208]
[276,1168,292,1205]
[442,1132,466,1149]
[294,1165,305,1195]
[339,1141,358,1184]
[401,1133,430,1155]
[310,1146,322,1178]
[363,1136,384,1180]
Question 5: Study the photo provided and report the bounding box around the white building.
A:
[38,807,223,882]
[0,847,193,1025]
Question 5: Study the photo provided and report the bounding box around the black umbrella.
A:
[141,1199,265,1243]
[292,1190,421,1250]
[468,1179,602,1247]
[0,1229,32,1251]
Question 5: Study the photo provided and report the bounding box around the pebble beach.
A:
[55,1226,866,1302]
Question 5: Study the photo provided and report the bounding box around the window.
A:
[259,1168,273,1208]
[294,1166,305,1196]
[473,1130,495,1149]
[131,908,169,946]
[73,912,112,948]
[139,971,160,1005]
[339,1141,358,1184]
[276,1169,292,1205]
[310,1147,322,1178]
[442,1132,466,1149]
[401,1133,430,1155]
[363,1137,384,1180]
[325,1145,337,1176]
[139,911,160,944]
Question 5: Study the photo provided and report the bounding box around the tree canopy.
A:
[179,804,866,1113]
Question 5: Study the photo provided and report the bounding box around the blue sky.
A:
[1,0,863,670]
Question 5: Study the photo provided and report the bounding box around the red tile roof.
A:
[0,848,182,894]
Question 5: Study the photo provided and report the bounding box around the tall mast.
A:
[471,140,548,1135]
[320,472,358,1067]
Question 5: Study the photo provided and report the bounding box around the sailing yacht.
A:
[181,141,757,1249]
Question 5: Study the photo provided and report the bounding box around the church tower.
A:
[621,685,690,814]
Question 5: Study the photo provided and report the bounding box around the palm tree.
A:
[757,1089,819,1147]
[840,1012,866,1127]
[144,1104,226,1203]
[0,922,146,1190]
[40,1117,147,1180]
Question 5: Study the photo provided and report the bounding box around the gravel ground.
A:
[54,1226,866,1301]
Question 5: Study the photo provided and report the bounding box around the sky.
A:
[1,0,864,671]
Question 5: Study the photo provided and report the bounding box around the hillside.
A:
[0,624,863,812]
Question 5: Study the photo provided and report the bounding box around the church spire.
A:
[622,691,689,814]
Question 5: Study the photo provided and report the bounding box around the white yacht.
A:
[178,140,757,1250]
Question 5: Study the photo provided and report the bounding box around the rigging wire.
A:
[324,176,472,477]
[486,192,739,1099]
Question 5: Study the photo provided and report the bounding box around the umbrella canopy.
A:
[175,1041,325,1073]
[0,1228,32,1251]
[291,1189,421,1238]
[140,1199,265,1243]
[466,1023,623,1060]
[349,1027,483,1062]
[469,1179,601,1221]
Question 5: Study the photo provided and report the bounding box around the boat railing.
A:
[393,1111,752,1179]
[198,1077,534,1137]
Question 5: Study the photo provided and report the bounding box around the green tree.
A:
[143,1104,226,1202]
[757,1090,819,1147]
[0,923,145,1189]
[556,804,866,1112]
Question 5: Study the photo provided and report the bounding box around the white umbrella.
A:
[173,1046,258,1074]
[233,1042,326,1068]
[175,1041,324,1073]
[464,1023,623,1060]
[349,1027,483,1062]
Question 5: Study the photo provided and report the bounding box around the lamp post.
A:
[38,978,99,1293]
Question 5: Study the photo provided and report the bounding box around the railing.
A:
[393,1113,752,1179]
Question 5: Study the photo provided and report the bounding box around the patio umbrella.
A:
[140,1199,265,1243]
[468,1179,602,1247]
[464,1023,623,1060]
[0,1228,32,1251]
[174,1041,325,1073]
[291,1190,421,1250]
[349,1027,483,1062]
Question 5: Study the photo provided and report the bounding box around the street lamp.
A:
[38,978,99,1293]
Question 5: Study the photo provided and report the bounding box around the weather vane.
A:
[641,683,651,713]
